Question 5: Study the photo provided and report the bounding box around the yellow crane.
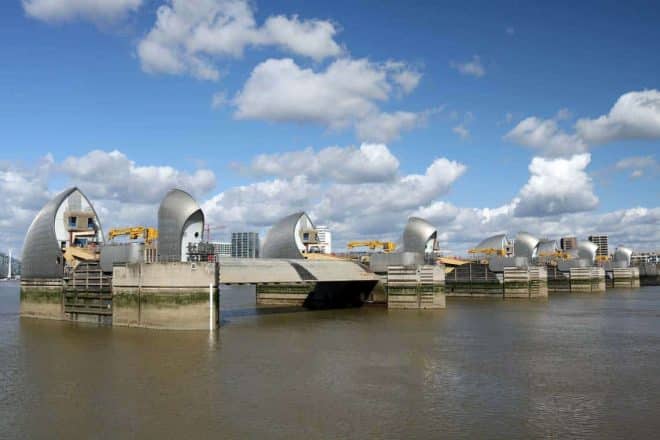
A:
[108,227,159,244]
[468,247,506,256]
[538,251,573,259]
[347,240,396,253]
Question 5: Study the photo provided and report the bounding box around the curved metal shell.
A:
[514,232,539,259]
[402,217,438,254]
[577,241,599,263]
[613,247,632,267]
[22,187,103,279]
[474,234,509,252]
[157,189,204,262]
[537,239,559,256]
[262,212,314,259]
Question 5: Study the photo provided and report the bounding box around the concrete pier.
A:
[569,267,606,293]
[546,265,571,293]
[503,266,548,298]
[445,263,502,297]
[445,262,548,298]
[607,267,641,288]
[638,263,660,286]
[20,278,64,320]
[386,265,445,309]
[112,262,218,330]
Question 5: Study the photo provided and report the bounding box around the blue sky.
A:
[1,0,658,253]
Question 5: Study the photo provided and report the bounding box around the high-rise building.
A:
[315,225,332,254]
[588,235,609,257]
[231,232,260,258]
[210,242,232,258]
[560,236,577,251]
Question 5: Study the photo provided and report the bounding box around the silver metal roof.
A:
[261,212,313,259]
[613,247,632,267]
[402,217,438,254]
[577,240,599,263]
[22,187,103,279]
[157,189,204,261]
[514,232,539,259]
[474,234,509,251]
[537,239,559,256]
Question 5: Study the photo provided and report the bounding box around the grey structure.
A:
[402,217,439,255]
[514,232,539,259]
[231,232,260,258]
[577,240,599,264]
[22,187,103,279]
[157,189,204,262]
[370,217,440,274]
[537,239,559,256]
[613,247,633,268]
[474,234,510,252]
[370,252,425,273]
[100,242,145,273]
[262,212,314,259]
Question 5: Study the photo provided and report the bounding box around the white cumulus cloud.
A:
[355,112,427,143]
[507,90,660,157]
[60,150,216,203]
[514,153,598,217]
[505,116,587,157]
[233,57,426,142]
[249,143,400,183]
[137,0,342,80]
[576,89,660,144]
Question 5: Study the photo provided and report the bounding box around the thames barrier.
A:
[17,186,649,330]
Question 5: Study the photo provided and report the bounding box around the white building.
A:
[316,225,332,254]
[631,252,659,265]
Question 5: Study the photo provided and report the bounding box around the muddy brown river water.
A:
[1,282,659,439]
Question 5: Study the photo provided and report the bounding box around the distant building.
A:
[315,225,332,254]
[232,232,260,258]
[1,253,21,278]
[588,235,609,258]
[211,242,232,258]
[631,252,660,265]
[560,236,577,251]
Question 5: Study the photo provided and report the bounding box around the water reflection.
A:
[1,282,659,439]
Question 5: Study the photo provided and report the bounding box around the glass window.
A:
[68,216,77,227]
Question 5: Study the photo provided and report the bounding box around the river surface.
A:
[1,282,659,439]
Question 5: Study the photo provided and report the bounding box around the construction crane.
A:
[204,224,227,242]
[468,247,506,256]
[347,240,396,253]
[108,227,159,244]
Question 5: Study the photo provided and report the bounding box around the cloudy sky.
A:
[1,0,659,255]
